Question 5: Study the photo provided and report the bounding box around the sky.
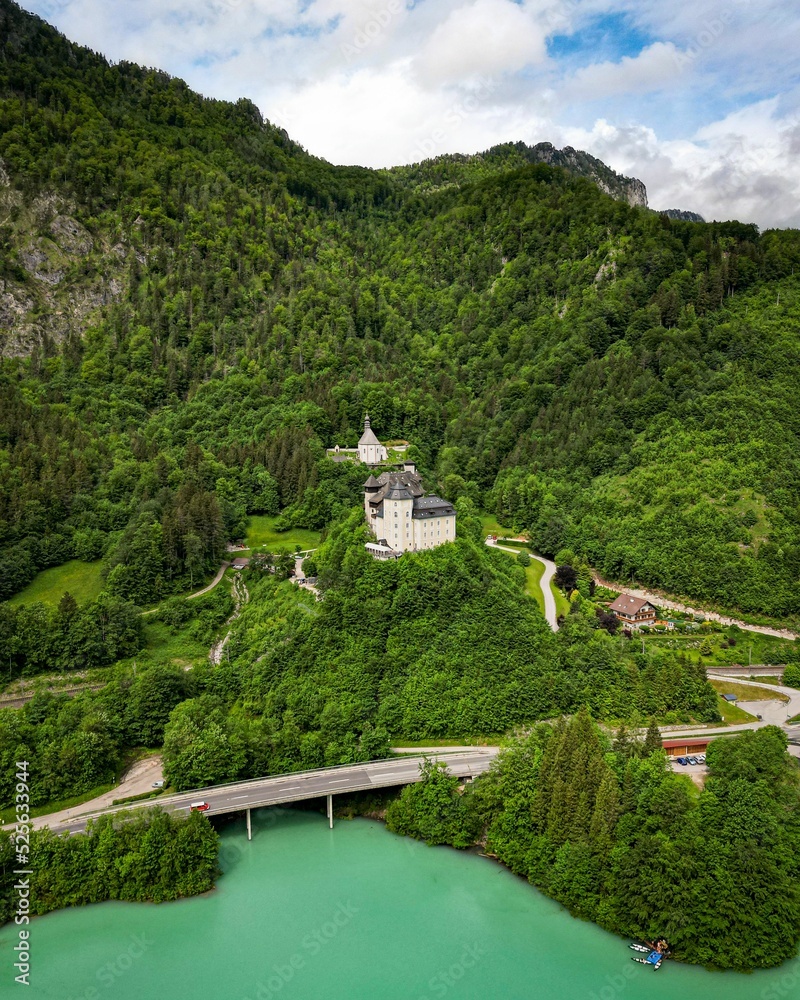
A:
[22,0,800,228]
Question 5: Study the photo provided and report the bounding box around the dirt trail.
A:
[209,570,249,664]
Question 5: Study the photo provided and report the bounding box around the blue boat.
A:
[629,940,670,970]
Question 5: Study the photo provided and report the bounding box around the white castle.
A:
[364,465,456,558]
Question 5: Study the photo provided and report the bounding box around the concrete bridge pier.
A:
[327,794,333,829]
[246,808,252,841]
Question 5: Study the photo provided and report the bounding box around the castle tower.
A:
[363,474,381,524]
[383,480,414,553]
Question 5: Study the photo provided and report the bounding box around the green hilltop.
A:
[0,0,799,625]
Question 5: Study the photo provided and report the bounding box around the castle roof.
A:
[386,481,414,500]
[367,470,425,506]
[411,496,455,518]
[363,475,381,489]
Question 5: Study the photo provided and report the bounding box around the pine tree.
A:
[643,717,663,756]
[613,723,636,759]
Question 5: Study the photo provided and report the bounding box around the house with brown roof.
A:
[608,593,658,629]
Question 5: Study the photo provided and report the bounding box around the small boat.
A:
[629,940,670,971]
[631,951,665,970]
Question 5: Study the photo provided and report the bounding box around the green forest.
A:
[0,807,219,922]
[1,1,800,967]
[0,0,799,622]
[387,719,800,972]
[0,521,720,811]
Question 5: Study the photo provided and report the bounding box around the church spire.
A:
[364,413,371,430]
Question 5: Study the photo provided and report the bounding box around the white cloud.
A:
[273,60,534,166]
[558,100,800,227]
[560,42,683,103]
[413,0,548,87]
[19,0,800,227]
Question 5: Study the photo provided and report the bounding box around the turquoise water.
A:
[2,809,798,1000]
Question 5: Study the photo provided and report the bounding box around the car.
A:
[697,754,706,764]
[677,757,688,765]
[152,780,165,788]
[190,801,210,812]
[687,756,699,765]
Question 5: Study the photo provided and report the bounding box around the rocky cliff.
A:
[0,160,128,357]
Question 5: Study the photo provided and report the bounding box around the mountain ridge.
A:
[0,0,799,624]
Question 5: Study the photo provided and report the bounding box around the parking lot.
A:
[669,754,708,785]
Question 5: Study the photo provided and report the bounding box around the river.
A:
[2,808,797,1000]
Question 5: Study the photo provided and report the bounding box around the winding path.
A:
[187,561,230,600]
[293,551,320,596]
[592,573,799,640]
[486,538,558,631]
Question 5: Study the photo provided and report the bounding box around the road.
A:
[709,665,786,678]
[293,552,319,596]
[187,561,230,600]
[707,673,800,725]
[592,573,799,640]
[485,538,558,630]
[0,756,165,832]
[34,751,499,835]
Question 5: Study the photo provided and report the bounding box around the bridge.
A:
[46,750,499,837]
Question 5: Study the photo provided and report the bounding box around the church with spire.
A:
[357,414,387,465]
[359,414,456,558]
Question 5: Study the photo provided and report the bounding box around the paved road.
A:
[1,756,165,832]
[708,673,800,725]
[709,665,785,678]
[486,538,558,630]
[187,562,230,600]
[293,552,319,596]
[35,751,499,835]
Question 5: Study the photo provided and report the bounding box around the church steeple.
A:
[358,413,386,465]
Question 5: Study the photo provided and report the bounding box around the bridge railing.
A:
[177,749,488,798]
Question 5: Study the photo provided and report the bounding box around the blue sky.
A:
[21,0,800,227]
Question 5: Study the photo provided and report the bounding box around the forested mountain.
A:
[386,140,648,206]
[1,0,800,619]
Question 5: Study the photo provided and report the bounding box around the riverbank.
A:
[3,807,797,999]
